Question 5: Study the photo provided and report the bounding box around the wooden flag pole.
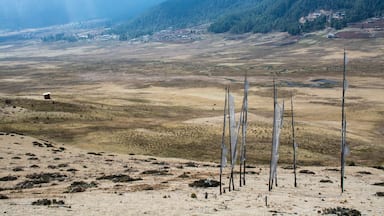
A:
[243,108,248,186]
[269,78,277,191]
[341,49,347,193]
[228,87,233,192]
[239,107,244,187]
[291,96,297,187]
[242,74,248,186]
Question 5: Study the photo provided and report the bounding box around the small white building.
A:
[327,33,336,39]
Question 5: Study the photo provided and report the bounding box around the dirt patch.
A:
[336,31,372,39]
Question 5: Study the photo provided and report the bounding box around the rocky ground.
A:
[1,132,383,215]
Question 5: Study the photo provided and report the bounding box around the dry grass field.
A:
[0,31,383,167]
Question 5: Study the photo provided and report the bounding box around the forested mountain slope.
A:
[209,0,384,34]
[113,0,260,37]
[114,0,384,37]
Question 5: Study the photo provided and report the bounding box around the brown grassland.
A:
[0,31,383,167]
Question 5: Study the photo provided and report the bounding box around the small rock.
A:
[32,199,51,206]
[357,171,372,175]
[189,179,220,188]
[185,162,199,168]
[324,168,339,172]
[65,181,98,193]
[31,199,65,206]
[322,207,361,215]
[143,186,154,191]
[178,172,190,178]
[141,170,171,176]
[0,194,9,199]
[52,199,65,205]
[245,165,256,168]
[32,141,44,147]
[58,164,68,168]
[320,179,333,183]
[372,166,384,171]
[299,170,315,174]
[87,152,102,156]
[12,167,24,172]
[96,174,142,183]
[15,181,35,189]
[44,143,54,148]
[373,182,384,186]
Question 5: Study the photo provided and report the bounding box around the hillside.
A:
[209,0,384,35]
[114,0,384,38]
[1,133,383,215]
[112,0,261,38]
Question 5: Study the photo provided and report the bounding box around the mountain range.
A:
[0,0,165,29]
[1,0,383,37]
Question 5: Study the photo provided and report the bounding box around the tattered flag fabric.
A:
[229,94,238,167]
[221,144,227,168]
[269,99,285,189]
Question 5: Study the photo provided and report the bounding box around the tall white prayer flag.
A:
[228,94,238,167]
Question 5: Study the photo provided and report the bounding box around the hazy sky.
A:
[0,0,165,29]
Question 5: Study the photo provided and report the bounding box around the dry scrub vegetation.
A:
[0,32,383,166]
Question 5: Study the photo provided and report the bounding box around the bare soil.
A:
[1,133,383,215]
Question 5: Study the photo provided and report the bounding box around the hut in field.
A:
[43,92,51,100]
